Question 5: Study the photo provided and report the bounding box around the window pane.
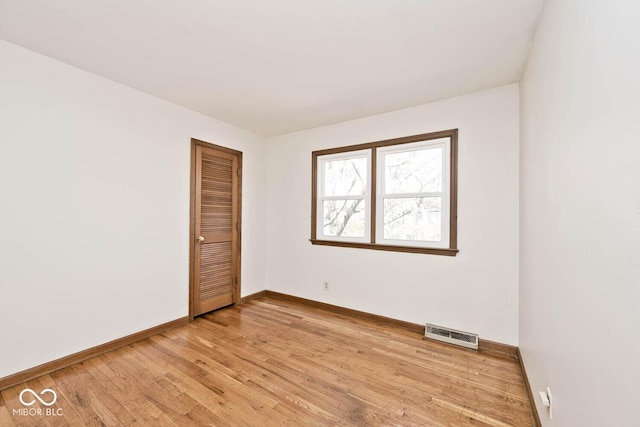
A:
[323,200,366,237]
[383,197,441,241]
[324,157,367,196]
[384,147,442,194]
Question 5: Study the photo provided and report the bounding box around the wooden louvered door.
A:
[192,142,240,317]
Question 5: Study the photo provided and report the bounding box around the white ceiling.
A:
[0,0,543,136]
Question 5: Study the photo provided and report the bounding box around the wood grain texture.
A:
[449,130,459,250]
[199,154,233,235]
[198,241,232,301]
[518,348,542,427]
[190,138,243,320]
[311,129,459,256]
[309,238,460,255]
[480,338,519,360]
[265,290,426,334]
[192,141,240,316]
[239,290,267,304]
[0,317,188,393]
[1,297,534,426]
[265,290,517,360]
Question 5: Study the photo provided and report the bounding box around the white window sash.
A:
[316,149,372,243]
[376,139,450,248]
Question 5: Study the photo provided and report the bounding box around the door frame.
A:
[189,138,242,320]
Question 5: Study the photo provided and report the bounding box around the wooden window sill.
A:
[309,239,459,256]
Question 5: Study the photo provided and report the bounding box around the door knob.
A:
[198,236,205,242]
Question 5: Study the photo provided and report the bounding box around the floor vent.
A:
[425,324,479,350]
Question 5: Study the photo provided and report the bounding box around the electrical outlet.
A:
[324,281,329,291]
[539,387,553,420]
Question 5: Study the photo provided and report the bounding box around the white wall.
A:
[0,41,267,378]
[519,0,640,425]
[266,85,520,345]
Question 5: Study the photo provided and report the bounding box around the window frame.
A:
[376,138,450,249]
[310,129,458,256]
[316,149,372,244]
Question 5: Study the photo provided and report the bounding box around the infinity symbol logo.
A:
[19,388,57,407]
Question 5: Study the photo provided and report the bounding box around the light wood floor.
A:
[0,297,534,426]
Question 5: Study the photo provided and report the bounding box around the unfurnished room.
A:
[0,1,639,426]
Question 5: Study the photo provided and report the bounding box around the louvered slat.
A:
[199,241,232,301]
[200,154,233,235]
[194,146,237,316]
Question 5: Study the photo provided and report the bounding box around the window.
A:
[316,149,371,243]
[311,130,458,256]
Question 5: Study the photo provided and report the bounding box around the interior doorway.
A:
[189,138,242,318]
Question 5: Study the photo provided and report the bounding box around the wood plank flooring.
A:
[0,297,534,426]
